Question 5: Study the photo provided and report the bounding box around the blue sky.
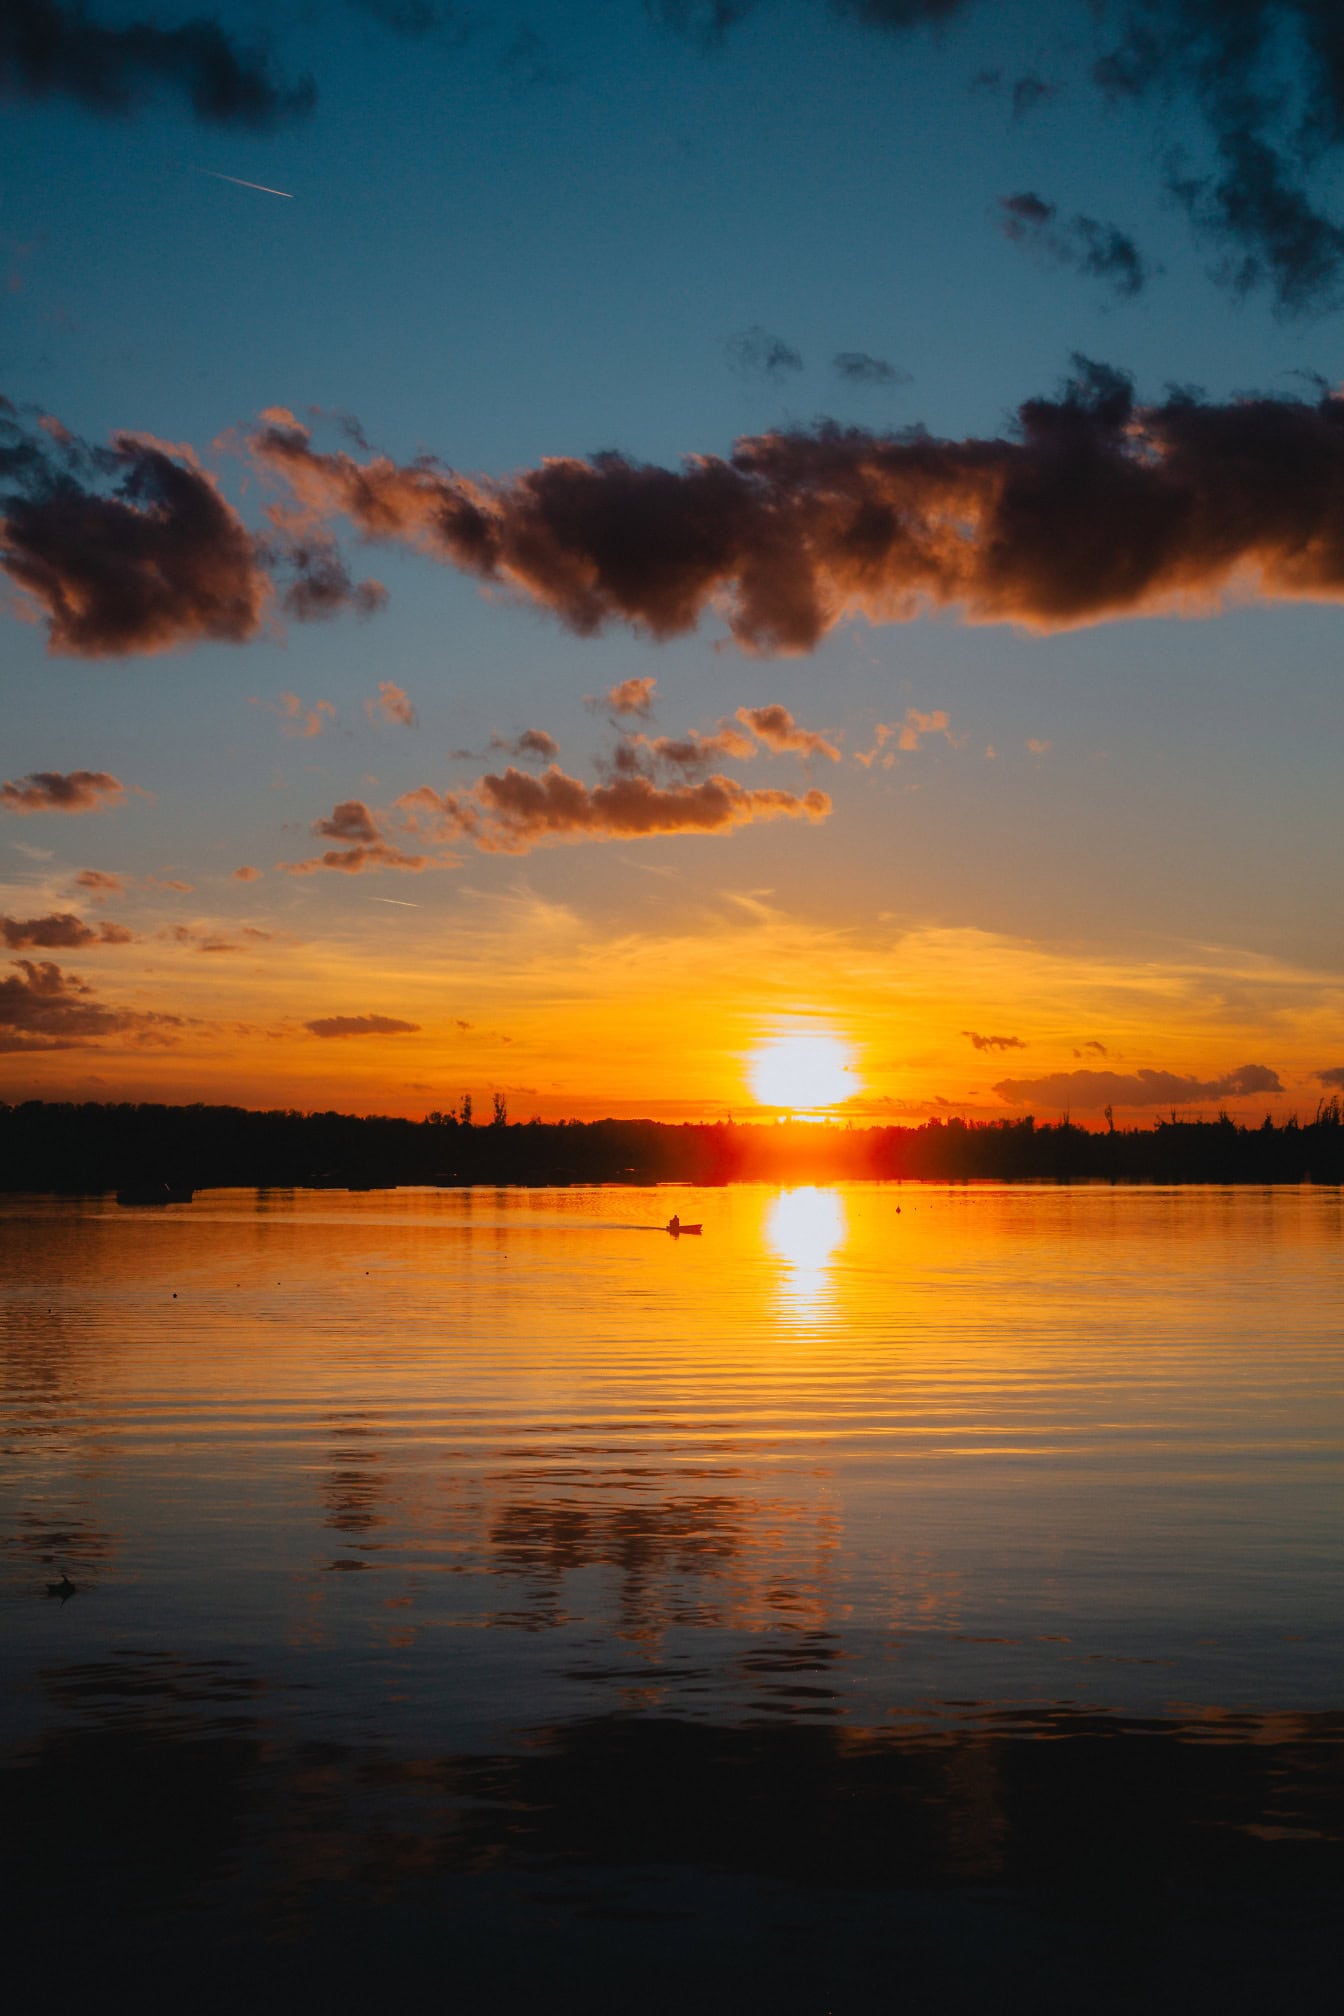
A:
[2,0,1342,1118]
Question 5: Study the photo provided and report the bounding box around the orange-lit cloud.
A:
[402,764,831,854]
[314,799,379,844]
[588,675,657,717]
[365,678,417,726]
[247,369,1344,653]
[305,1014,421,1037]
[0,958,181,1051]
[2,912,134,948]
[490,728,560,761]
[74,867,125,895]
[2,769,125,814]
[233,865,263,882]
[736,703,840,761]
[253,691,336,738]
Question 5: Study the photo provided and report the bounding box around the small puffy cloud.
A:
[305,1013,421,1037]
[1,912,134,948]
[727,325,804,379]
[963,1030,1025,1052]
[365,679,417,727]
[833,352,911,387]
[161,923,275,953]
[999,191,1154,298]
[993,1063,1284,1110]
[233,864,263,882]
[608,725,756,780]
[314,799,380,844]
[490,728,560,762]
[75,868,125,895]
[1027,737,1053,755]
[280,840,428,875]
[856,708,954,767]
[736,704,840,761]
[587,675,657,718]
[1,769,125,814]
[254,691,335,738]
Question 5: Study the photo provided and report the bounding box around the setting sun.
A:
[749,1034,856,1112]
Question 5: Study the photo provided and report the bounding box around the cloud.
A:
[365,678,417,726]
[992,1062,1285,1110]
[254,691,336,738]
[587,675,657,718]
[963,1030,1025,1051]
[305,1013,422,1037]
[1,768,125,814]
[280,796,428,874]
[735,703,841,760]
[145,875,192,893]
[490,728,560,761]
[160,923,275,953]
[1027,737,1053,754]
[0,956,180,1050]
[727,325,804,379]
[248,361,1344,652]
[605,724,757,780]
[999,191,1155,298]
[1,911,134,948]
[1168,128,1344,317]
[232,864,262,882]
[1,408,271,655]
[74,867,125,895]
[833,352,911,386]
[314,799,380,844]
[0,0,316,131]
[1318,1065,1344,1088]
[856,708,954,765]
[401,764,831,854]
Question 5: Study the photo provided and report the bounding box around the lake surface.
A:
[3,1183,1341,2011]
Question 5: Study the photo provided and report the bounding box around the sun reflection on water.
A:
[766,1186,847,1312]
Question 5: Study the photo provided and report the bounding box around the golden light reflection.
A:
[766,1185,847,1312]
[750,1034,855,1112]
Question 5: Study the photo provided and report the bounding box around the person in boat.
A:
[668,1213,680,1234]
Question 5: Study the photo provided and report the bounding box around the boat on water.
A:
[666,1218,702,1236]
[115,1181,194,1207]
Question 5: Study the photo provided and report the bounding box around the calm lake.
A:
[3,1183,1341,2011]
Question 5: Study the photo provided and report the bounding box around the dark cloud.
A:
[833,351,911,387]
[1095,2,1344,314]
[727,326,804,379]
[0,956,180,1050]
[999,191,1155,297]
[1,911,133,948]
[1011,72,1056,118]
[647,1,755,47]
[346,1,463,37]
[1318,1065,1344,1087]
[249,365,1344,653]
[993,1062,1284,1109]
[399,765,831,853]
[963,1030,1025,1051]
[1168,127,1344,315]
[490,728,560,761]
[305,1013,421,1037]
[0,407,271,655]
[314,799,381,844]
[605,724,755,780]
[0,0,315,130]
[74,868,125,894]
[830,1,972,26]
[1,768,124,813]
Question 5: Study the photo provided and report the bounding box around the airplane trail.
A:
[194,168,294,199]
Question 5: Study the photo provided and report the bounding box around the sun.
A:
[749,1033,855,1112]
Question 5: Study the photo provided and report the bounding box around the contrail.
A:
[370,897,419,907]
[194,167,294,199]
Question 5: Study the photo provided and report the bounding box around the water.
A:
[2,1184,1341,2010]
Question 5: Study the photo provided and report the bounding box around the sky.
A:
[2,0,1343,1124]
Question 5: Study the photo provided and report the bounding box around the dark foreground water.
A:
[2,1184,1341,2011]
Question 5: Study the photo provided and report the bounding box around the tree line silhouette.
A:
[2,1097,1342,1194]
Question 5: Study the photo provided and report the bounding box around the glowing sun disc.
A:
[750,1034,854,1110]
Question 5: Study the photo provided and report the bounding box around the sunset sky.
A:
[3,0,1343,1122]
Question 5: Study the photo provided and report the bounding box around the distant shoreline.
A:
[3,1098,1341,1194]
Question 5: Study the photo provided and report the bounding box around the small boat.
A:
[666,1218,702,1236]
